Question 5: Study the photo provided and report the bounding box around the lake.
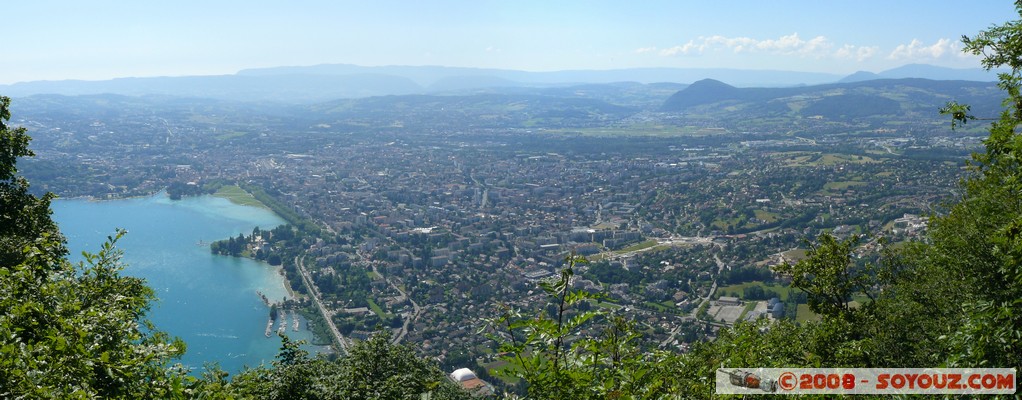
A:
[52,193,320,374]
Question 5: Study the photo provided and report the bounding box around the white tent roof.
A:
[451,368,477,382]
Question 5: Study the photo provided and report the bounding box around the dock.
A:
[277,310,287,335]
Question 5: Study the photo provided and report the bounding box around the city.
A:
[11,82,980,389]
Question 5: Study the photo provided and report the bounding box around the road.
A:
[595,234,713,263]
[372,261,422,344]
[356,250,423,345]
[659,279,718,348]
[713,252,726,274]
[658,247,725,348]
[295,255,349,354]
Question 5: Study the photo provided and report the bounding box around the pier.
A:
[277,309,287,335]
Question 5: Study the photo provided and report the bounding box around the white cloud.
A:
[655,33,837,57]
[888,38,958,60]
[657,40,705,56]
[646,33,893,65]
[836,44,879,61]
[755,33,831,55]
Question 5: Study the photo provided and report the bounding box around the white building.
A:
[450,368,494,397]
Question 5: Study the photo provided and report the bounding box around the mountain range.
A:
[0,64,1000,103]
[661,77,1003,122]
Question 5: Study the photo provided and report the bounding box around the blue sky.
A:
[4,1,1018,84]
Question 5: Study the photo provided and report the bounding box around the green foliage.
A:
[939,100,978,129]
[240,182,322,236]
[166,181,210,200]
[1,96,190,398]
[585,259,642,285]
[774,234,875,318]
[0,231,190,398]
[216,331,471,400]
[935,1,1022,369]
[0,95,64,267]
[486,254,684,399]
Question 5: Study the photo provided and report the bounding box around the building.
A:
[523,269,553,281]
[717,296,741,306]
[770,302,785,318]
[449,368,494,397]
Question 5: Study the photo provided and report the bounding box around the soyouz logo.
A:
[716,368,1016,395]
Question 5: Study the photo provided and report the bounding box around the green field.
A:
[823,180,866,191]
[615,240,659,254]
[792,297,871,321]
[366,298,391,319]
[595,300,623,311]
[711,216,745,231]
[781,248,807,263]
[754,209,780,223]
[643,301,671,312]
[718,281,798,301]
[482,360,520,385]
[214,185,269,209]
[737,301,758,321]
[815,153,879,165]
[214,131,249,140]
[796,304,821,322]
[781,152,881,167]
[848,294,871,309]
[548,124,728,137]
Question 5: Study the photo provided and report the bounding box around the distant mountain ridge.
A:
[11,75,1007,134]
[0,63,997,103]
[660,77,1003,122]
[236,64,845,88]
[838,63,999,83]
[0,74,423,103]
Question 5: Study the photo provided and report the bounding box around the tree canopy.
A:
[0,96,64,268]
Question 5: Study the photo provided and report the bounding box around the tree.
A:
[221,331,471,400]
[0,96,64,267]
[930,5,1022,369]
[0,96,190,398]
[486,255,685,399]
[774,234,876,318]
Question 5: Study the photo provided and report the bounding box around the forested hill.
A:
[661,78,1004,122]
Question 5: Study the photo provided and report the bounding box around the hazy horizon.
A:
[4,1,1017,85]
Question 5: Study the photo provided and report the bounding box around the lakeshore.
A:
[52,193,322,374]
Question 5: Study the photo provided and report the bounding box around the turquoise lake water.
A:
[52,193,320,374]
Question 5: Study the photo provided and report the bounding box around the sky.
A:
[4,1,1018,84]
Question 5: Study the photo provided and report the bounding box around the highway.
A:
[294,254,350,354]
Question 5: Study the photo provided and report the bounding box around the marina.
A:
[277,309,287,335]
